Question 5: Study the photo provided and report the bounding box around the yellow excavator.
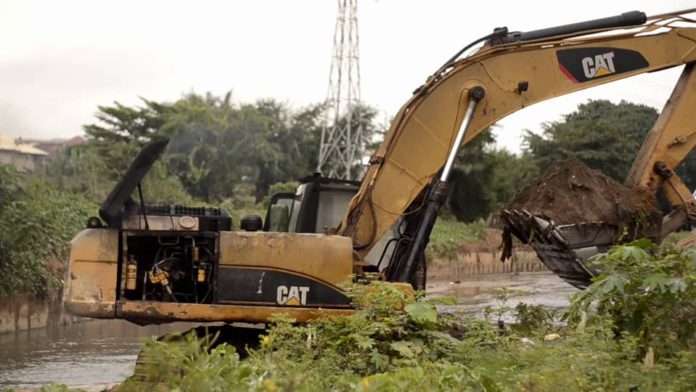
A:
[65,8,696,326]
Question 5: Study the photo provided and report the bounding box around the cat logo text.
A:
[582,52,615,79]
[276,285,310,306]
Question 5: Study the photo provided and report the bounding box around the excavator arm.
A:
[338,9,696,285]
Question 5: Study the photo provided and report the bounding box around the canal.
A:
[0,271,577,389]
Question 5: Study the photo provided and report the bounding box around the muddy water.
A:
[0,271,576,389]
[0,320,209,389]
[429,271,578,320]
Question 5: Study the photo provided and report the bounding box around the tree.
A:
[488,150,540,209]
[66,92,386,204]
[441,128,542,222]
[523,99,696,191]
[524,100,658,182]
[447,129,500,222]
[84,98,172,144]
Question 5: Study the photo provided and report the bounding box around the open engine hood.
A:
[99,139,169,227]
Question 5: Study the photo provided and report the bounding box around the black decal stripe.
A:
[222,264,346,289]
[216,267,352,308]
[558,63,578,83]
[216,301,278,306]
[556,47,649,83]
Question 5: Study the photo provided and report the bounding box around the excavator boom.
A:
[339,9,696,286]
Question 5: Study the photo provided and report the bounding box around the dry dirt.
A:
[503,157,662,230]
[499,158,663,260]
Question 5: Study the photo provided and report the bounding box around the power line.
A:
[317,0,363,180]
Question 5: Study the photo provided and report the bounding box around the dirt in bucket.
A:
[499,157,662,259]
[504,157,661,227]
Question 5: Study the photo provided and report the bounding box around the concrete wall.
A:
[0,293,83,334]
[0,150,44,172]
[428,251,547,281]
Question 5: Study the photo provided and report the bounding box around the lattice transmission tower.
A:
[317,0,363,180]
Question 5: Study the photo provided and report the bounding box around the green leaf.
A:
[356,336,375,350]
[599,274,626,295]
[643,273,670,292]
[405,302,438,326]
[617,245,649,262]
[390,341,415,358]
[668,278,687,294]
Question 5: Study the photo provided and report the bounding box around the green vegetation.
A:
[49,93,381,204]
[427,219,487,260]
[108,243,696,391]
[0,166,95,298]
[567,240,696,359]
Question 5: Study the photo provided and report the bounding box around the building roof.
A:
[0,134,49,156]
[15,144,49,156]
[0,134,15,150]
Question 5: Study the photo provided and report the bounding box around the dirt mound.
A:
[503,157,661,230]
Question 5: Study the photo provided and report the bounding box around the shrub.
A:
[0,165,95,297]
[566,240,696,359]
[427,219,487,260]
[118,277,696,391]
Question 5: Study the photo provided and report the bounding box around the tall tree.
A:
[523,99,696,190]
[447,129,498,222]
[524,100,658,182]
[73,92,384,203]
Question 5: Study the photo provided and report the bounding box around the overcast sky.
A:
[1,1,694,152]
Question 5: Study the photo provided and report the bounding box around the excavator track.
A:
[501,210,619,289]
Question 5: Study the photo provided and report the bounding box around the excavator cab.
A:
[263,175,401,274]
[263,175,360,235]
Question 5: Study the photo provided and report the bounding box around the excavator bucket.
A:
[499,158,663,289]
[501,209,619,289]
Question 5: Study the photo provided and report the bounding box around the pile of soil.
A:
[503,158,662,251]
[499,157,662,261]
[503,157,662,230]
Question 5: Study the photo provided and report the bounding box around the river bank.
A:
[0,293,84,335]
[0,271,575,390]
[428,250,546,281]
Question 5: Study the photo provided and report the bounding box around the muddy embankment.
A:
[428,229,547,282]
[0,292,83,334]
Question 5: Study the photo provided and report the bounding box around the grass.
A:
[427,218,488,260]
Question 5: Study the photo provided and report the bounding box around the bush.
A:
[566,240,696,359]
[0,165,95,298]
[117,277,696,391]
[427,219,487,260]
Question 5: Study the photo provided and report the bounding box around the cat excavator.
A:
[65,8,696,326]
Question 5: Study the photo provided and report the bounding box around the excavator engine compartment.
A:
[119,204,230,304]
[122,232,218,304]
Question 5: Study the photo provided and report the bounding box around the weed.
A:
[427,219,487,260]
[110,250,696,391]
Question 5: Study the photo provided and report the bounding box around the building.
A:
[19,136,85,159]
[0,134,49,172]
